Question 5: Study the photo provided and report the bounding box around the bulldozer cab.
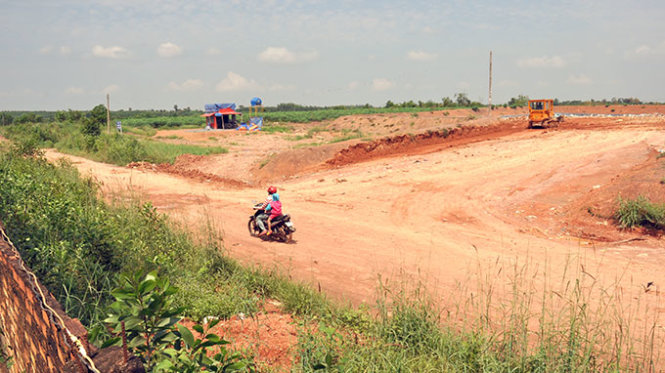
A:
[528,99,559,128]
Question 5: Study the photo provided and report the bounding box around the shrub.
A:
[101,270,252,372]
[615,196,665,229]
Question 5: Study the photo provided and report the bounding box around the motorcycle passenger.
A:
[256,186,276,234]
[263,193,283,236]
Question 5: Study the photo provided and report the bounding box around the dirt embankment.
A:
[127,156,250,188]
[326,118,525,167]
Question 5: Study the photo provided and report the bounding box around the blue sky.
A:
[1,0,664,110]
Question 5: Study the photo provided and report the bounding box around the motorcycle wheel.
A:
[278,226,292,243]
[248,217,259,237]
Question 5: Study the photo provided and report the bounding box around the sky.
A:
[1,0,665,110]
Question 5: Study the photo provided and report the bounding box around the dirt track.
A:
[45,109,665,314]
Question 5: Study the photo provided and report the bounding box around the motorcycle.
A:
[248,202,296,242]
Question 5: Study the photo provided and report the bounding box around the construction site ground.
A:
[43,105,665,369]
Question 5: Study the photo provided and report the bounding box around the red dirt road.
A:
[45,114,665,307]
[44,110,665,367]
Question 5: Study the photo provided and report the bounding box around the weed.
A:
[258,154,274,169]
[101,270,252,371]
[261,125,294,134]
[615,196,665,230]
[155,135,182,140]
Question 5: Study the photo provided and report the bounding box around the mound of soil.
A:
[127,158,249,188]
[326,119,524,167]
[565,151,665,241]
[252,142,352,184]
[180,300,297,371]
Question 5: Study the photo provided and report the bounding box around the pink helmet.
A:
[267,186,277,194]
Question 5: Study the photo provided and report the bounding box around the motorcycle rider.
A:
[256,186,276,235]
[264,192,283,236]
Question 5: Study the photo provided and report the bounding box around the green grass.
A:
[140,140,227,164]
[154,135,182,140]
[0,150,330,330]
[0,123,227,165]
[295,255,661,372]
[615,196,665,230]
[260,124,294,133]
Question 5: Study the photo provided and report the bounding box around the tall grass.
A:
[615,196,665,230]
[1,147,661,371]
[295,254,662,372]
[0,123,227,165]
[0,149,331,330]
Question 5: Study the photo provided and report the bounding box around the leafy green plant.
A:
[615,196,665,229]
[102,270,252,372]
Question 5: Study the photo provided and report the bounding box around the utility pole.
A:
[488,50,493,117]
[106,93,111,134]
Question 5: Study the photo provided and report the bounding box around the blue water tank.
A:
[250,97,262,106]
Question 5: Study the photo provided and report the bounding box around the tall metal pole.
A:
[488,50,493,117]
[106,93,111,133]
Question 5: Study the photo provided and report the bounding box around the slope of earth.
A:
[147,105,665,185]
[40,107,665,366]
[44,114,665,303]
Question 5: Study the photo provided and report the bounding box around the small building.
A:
[202,103,241,129]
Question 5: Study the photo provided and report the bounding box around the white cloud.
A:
[635,45,652,55]
[206,47,222,56]
[39,46,53,55]
[215,72,259,92]
[65,87,85,95]
[157,42,182,57]
[372,78,394,91]
[40,45,72,56]
[567,74,592,85]
[167,79,204,91]
[348,81,359,90]
[629,42,665,56]
[102,84,120,93]
[92,45,130,59]
[517,55,566,68]
[407,50,437,61]
[258,47,318,63]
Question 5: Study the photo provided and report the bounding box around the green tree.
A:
[507,94,529,107]
[454,93,471,107]
[442,97,454,107]
[55,111,68,122]
[81,104,106,137]
[15,113,41,124]
[67,109,83,122]
[0,112,13,126]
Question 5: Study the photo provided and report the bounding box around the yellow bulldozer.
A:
[528,99,564,128]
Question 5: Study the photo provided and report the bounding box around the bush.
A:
[101,271,252,372]
[615,196,665,230]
